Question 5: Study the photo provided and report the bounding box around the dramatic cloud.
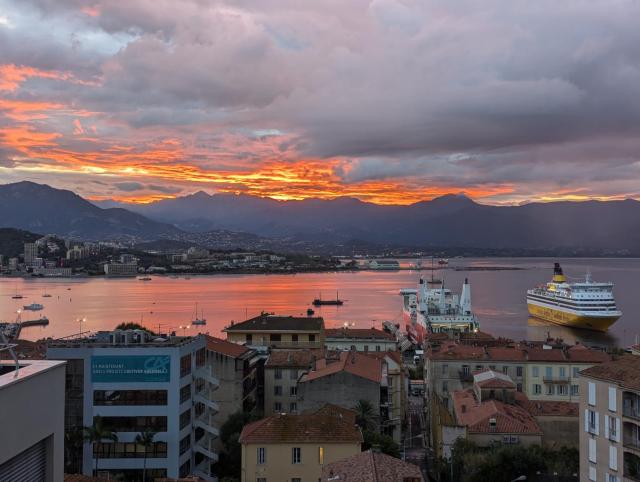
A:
[1,0,640,204]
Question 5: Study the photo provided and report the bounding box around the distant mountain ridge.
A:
[0,181,181,240]
[3,182,640,253]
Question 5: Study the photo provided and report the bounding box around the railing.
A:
[458,370,473,382]
[625,461,640,481]
[624,436,640,451]
[624,402,640,421]
[542,376,569,384]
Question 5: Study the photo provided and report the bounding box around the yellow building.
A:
[239,404,362,482]
[224,314,325,349]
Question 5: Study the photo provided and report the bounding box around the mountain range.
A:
[2,181,640,254]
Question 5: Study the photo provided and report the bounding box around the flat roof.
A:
[0,359,66,391]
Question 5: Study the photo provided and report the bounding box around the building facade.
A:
[239,405,362,482]
[324,327,397,352]
[47,330,219,481]
[579,356,640,482]
[0,359,66,482]
[224,314,325,350]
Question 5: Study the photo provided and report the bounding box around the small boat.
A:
[312,291,344,306]
[23,303,44,311]
[11,286,23,299]
[42,292,52,298]
[191,303,207,326]
[438,258,449,266]
[307,308,315,316]
[138,276,152,281]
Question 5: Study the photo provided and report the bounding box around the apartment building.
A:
[224,314,325,350]
[47,329,219,481]
[264,349,322,416]
[239,404,362,482]
[579,356,640,482]
[425,339,610,411]
[205,336,260,442]
[324,327,397,352]
[0,359,66,482]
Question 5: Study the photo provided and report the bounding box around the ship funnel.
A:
[439,280,446,311]
[552,262,566,283]
[460,278,471,315]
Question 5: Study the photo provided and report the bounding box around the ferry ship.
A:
[527,263,621,332]
[400,277,479,344]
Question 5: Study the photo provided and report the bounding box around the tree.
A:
[362,430,401,458]
[114,322,155,334]
[214,410,262,481]
[64,428,84,473]
[135,429,157,482]
[353,399,376,432]
[83,416,118,476]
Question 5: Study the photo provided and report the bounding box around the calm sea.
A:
[2,258,639,348]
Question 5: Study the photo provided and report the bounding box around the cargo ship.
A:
[400,277,479,344]
[526,263,621,332]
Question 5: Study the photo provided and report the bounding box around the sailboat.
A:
[191,303,207,326]
[312,291,344,306]
[11,285,23,299]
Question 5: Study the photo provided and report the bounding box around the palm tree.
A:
[353,399,376,431]
[64,428,84,473]
[83,416,118,476]
[135,429,157,482]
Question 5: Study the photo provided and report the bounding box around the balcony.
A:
[542,376,569,384]
[624,421,640,452]
[458,370,473,383]
[624,392,640,421]
[624,452,640,481]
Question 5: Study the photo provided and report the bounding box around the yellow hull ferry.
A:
[526,263,621,332]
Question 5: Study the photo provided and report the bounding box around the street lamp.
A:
[179,324,190,336]
[77,317,86,335]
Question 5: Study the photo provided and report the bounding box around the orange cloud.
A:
[0,64,99,92]
[0,99,65,121]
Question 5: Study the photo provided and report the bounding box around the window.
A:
[179,435,190,455]
[534,384,542,395]
[545,367,553,378]
[257,447,266,465]
[319,446,324,465]
[246,334,252,344]
[93,442,168,459]
[180,409,191,430]
[546,384,554,395]
[502,435,519,444]
[607,475,619,482]
[589,438,597,463]
[180,354,192,377]
[275,368,283,380]
[589,466,596,481]
[290,386,298,396]
[587,409,599,435]
[196,347,206,367]
[350,345,356,351]
[292,447,301,464]
[489,365,496,370]
[274,386,283,396]
[94,390,167,406]
[180,384,191,404]
[442,381,448,393]
[462,365,470,376]
[290,369,298,380]
[571,384,579,396]
[606,415,619,441]
[502,366,509,375]
[376,345,381,351]
[558,385,568,396]
[364,345,369,352]
[573,367,580,378]
[292,334,298,342]
[97,416,168,432]
[609,445,618,471]
[516,383,523,392]
[274,402,282,412]
[442,364,448,375]
[532,366,539,377]
[588,382,596,406]
[608,387,617,412]
[270,334,281,342]
[180,461,191,479]
[516,366,523,377]
[309,334,315,342]
[290,402,297,412]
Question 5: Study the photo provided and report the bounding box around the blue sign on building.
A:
[91,355,171,383]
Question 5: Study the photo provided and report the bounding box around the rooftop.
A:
[325,327,395,341]
[205,335,252,358]
[321,449,424,482]
[47,329,197,348]
[580,355,640,391]
[239,404,362,444]
[453,389,542,435]
[224,313,324,333]
[0,359,66,391]
[473,369,516,389]
[265,349,325,368]
[302,351,383,384]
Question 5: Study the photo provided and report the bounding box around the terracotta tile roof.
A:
[525,347,567,362]
[565,344,611,363]
[453,389,542,435]
[486,347,527,361]
[224,314,324,332]
[326,327,395,341]
[520,397,579,417]
[321,449,424,482]
[428,343,487,361]
[265,349,324,368]
[239,404,363,444]
[473,370,516,389]
[302,351,383,383]
[580,356,640,391]
[205,335,251,358]
[363,350,403,366]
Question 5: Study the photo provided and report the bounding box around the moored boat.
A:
[526,263,621,332]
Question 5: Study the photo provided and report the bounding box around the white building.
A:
[368,259,400,270]
[324,327,398,352]
[0,358,67,482]
[24,242,38,266]
[47,330,220,481]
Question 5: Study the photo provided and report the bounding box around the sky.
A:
[1,0,640,205]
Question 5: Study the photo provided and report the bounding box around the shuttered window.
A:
[0,438,47,482]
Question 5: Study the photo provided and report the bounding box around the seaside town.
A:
[2,252,639,482]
